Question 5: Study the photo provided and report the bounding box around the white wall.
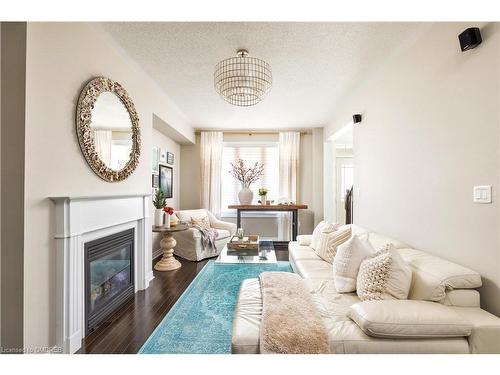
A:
[1,22,26,350]
[180,133,201,210]
[23,23,194,349]
[324,22,500,316]
[151,125,181,256]
[0,21,2,345]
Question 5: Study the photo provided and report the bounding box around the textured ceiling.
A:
[100,22,423,130]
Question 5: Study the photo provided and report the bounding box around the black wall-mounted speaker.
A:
[458,28,482,52]
[353,114,362,124]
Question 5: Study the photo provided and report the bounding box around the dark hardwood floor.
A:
[78,244,289,354]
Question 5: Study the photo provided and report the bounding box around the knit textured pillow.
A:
[314,226,352,264]
[190,216,211,229]
[310,221,339,250]
[333,234,374,293]
[356,244,412,301]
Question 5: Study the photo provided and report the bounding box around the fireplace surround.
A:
[50,194,153,353]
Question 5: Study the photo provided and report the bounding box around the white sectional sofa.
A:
[231,225,500,354]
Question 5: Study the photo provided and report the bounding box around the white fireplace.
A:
[50,194,153,354]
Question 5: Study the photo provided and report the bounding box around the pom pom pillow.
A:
[356,244,412,301]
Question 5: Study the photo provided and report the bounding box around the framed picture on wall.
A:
[167,152,174,165]
[152,146,160,173]
[152,173,159,188]
[159,164,173,198]
[159,148,167,164]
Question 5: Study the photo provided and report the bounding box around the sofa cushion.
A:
[439,289,480,308]
[346,225,409,250]
[348,300,472,339]
[366,232,409,251]
[399,248,482,301]
[315,226,351,263]
[333,234,374,293]
[294,259,335,280]
[296,234,312,246]
[357,245,412,301]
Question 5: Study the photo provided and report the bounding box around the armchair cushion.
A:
[190,215,211,229]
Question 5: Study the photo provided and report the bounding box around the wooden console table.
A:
[227,204,308,241]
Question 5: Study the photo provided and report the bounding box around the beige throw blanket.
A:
[259,272,330,354]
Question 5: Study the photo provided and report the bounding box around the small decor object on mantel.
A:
[229,158,264,205]
[167,152,174,165]
[258,187,268,205]
[153,190,166,226]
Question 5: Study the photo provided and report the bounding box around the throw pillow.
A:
[310,221,339,250]
[314,226,352,264]
[333,234,374,293]
[190,216,211,229]
[356,244,412,301]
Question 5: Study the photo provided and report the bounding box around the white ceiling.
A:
[100,22,423,130]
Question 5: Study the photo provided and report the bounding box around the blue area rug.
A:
[139,260,292,354]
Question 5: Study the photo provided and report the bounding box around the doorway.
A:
[336,155,353,224]
[325,122,353,225]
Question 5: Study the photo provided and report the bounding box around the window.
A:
[221,142,279,216]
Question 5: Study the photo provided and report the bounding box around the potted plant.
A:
[153,190,166,226]
[163,206,176,228]
[258,188,268,205]
[229,158,264,205]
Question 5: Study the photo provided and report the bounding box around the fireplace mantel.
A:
[50,194,153,353]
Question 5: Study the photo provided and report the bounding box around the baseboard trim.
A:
[153,248,163,261]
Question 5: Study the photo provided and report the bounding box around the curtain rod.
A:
[195,130,312,135]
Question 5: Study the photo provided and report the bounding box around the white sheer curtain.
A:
[200,131,223,217]
[93,130,112,166]
[278,131,300,240]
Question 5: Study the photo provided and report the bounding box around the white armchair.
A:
[172,209,237,261]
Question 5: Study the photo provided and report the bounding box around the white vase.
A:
[260,195,267,205]
[165,212,171,228]
[154,209,164,227]
[238,187,254,205]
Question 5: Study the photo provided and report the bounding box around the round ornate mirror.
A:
[76,77,141,182]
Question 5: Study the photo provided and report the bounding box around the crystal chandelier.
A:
[214,49,272,106]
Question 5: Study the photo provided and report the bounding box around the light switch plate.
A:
[473,185,492,203]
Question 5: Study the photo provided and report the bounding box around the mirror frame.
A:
[76,76,141,182]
